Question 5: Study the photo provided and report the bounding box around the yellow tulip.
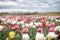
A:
[1,22,4,24]
[48,37,51,40]
[9,31,15,39]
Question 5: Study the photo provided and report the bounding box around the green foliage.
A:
[0,30,7,40]
[14,30,22,40]
[28,28,37,40]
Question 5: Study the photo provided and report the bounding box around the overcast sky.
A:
[0,0,60,12]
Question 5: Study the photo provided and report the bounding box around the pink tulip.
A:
[22,27,29,34]
[7,20,11,25]
[48,22,54,28]
[49,27,55,32]
[37,18,41,20]
[50,21,55,26]
[41,19,45,23]
[23,18,27,23]
[48,24,52,28]
[38,23,42,28]
[18,17,23,21]
[12,25,20,30]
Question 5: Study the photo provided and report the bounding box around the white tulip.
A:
[0,25,4,31]
[47,32,57,38]
[22,34,30,40]
[20,21,24,25]
[29,22,33,26]
[29,25,36,28]
[25,23,29,27]
[11,20,17,24]
[59,20,60,22]
[4,21,6,24]
[55,26,60,30]
[55,19,58,22]
[6,38,9,40]
[35,22,42,26]
[34,22,38,26]
[35,32,46,40]
[22,25,25,28]
[0,18,6,21]
[17,21,24,25]
[29,22,36,28]
[46,21,49,25]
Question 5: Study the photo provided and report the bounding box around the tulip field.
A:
[0,16,60,40]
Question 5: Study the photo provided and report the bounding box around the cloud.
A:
[0,0,60,12]
[0,1,19,6]
[17,0,25,2]
[0,1,26,9]
[39,3,50,7]
[47,0,60,3]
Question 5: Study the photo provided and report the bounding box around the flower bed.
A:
[0,16,60,40]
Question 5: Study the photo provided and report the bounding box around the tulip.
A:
[6,38,9,40]
[58,34,60,39]
[47,28,57,39]
[22,27,29,40]
[37,28,43,33]
[9,31,15,39]
[42,23,47,28]
[35,28,46,40]
[11,20,17,25]
[55,26,60,30]
[22,27,29,34]
[23,18,27,23]
[48,37,51,40]
[7,20,11,25]
[0,25,4,31]
[48,24,52,28]
[12,25,20,30]
[46,21,49,25]
[18,17,23,21]
[38,23,42,28]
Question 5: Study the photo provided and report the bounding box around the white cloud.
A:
[47,0,60,3]
[0,0,59,12]
[5,1,19,6]
[17,0,25,2]
[0,1,18,6]
[39,3,50,7]
[0,1,4,5]
[26,0,39,2]
[0,1,26,7]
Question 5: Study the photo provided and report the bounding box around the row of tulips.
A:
[0,16,60,40]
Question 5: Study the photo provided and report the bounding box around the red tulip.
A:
[37,28,43,33]
[58,34,60,39]
[42,23,47,28]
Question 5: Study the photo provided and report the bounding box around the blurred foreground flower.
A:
[9,31,15,39]
[0,25,4,31]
